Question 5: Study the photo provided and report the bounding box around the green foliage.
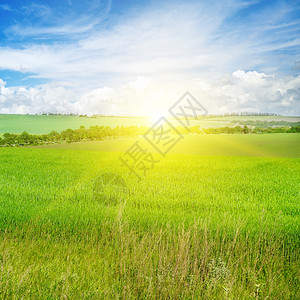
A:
[232,120,300,128]
[0,125,145,146]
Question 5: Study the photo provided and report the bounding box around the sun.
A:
[147,111,163,124]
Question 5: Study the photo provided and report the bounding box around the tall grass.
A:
[1,217,298,299]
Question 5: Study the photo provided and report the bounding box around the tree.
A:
[243,125,250,134]
[19,131,30,144]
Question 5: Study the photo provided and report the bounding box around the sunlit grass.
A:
[0,139,299,298]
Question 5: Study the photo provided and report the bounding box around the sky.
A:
[0,0,299,116]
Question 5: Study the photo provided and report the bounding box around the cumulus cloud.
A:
[191,71,300,115]
[0,83,76,114]
[0,71,299,115]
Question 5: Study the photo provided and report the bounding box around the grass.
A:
[5,114,295,135]
[0,114,151,135]
[0,114,230,135]
[201,115,300,122]
[0,134,299,298]
[38,133,300,158]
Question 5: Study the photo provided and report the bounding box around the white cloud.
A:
[77,87,117,115]
[0,79,6,87]
[194,71,300,115]
[0,83,76,114]
[0,71,299,116]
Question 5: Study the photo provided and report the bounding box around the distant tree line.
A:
[35,112,88,117]
[229,120,300,128]
[174,125,300,134]
[33,112,146,118]
[33,112,282,118]
[200,125,300,134]
[0,125,299,147]
[0,125,148,147]
[205,112,281,117]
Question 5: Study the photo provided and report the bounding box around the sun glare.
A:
[147,111,164,124]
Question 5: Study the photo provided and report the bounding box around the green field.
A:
[0,114,231,135]
[4,114,299,135]
[0,114,151,135]
[0,133,299,299]
[38,133,300,158]
[202,115,300,122]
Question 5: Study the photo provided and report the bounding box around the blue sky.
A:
[0,0,299,115]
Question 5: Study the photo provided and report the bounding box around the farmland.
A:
[0,130,299,298]
[38,133,300,158]
[0,114,151,135]
[1,114,299,135]
[0,114,230,135]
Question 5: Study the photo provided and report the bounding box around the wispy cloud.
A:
[6,21,99,38]
[21,3,52,20]
[0,4,12,11]
[3,0,111,40]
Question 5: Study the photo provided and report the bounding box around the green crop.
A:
[0,134,299,299]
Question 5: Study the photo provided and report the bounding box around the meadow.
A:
[0,114,150,135]
[0,114,233,135]
[0,132,299,299]
[38,133,300,158]
[4,114,299,135]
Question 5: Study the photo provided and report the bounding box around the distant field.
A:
[0,114,151,135]
[0,114,232,135]
[201,115,300,122]
[38,133,300,158]
[3,114,299,135]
